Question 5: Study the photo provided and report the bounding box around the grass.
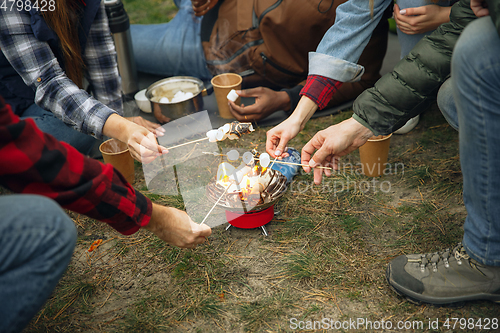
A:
[14,102,499,333]
[282,248,348,287]
[25,271,98,332]
[2,1,495,331]
[239,293,296,332]
[122,0,178,25]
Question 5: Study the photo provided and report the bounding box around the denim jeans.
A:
[310,0,393,82]
[439,17,500,266]
[310,0,456,82]
[130,0,212,80]
[437,78,457,130]
[0,195,77,333]
[396,0,457,58]
[21,103,98,156]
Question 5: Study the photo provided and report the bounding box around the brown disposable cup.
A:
[358,134,392,177]
[211,73,242,119]
[99,139,135,184]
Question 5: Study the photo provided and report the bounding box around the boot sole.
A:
[385,265,500,306]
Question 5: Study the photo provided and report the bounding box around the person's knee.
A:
[43,197,77,252]
[0,196,76,333]
[23,195,77,253]
[437,78,458,130]
[452,17,498,75]
[437,79,450,110]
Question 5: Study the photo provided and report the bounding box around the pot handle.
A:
[202,82,213,96]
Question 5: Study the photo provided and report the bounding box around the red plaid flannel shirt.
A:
[300,75,343,110]
[0,97,152,235]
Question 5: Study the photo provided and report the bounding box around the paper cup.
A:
[211,73,242,119]
[358,134,392,177]
[99,139,135,184]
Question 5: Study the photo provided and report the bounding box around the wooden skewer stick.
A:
[266,159,334,171]
[202,152,334,170]
[269,156,278,169]
[164,137,208,150]
[200,184,230,226]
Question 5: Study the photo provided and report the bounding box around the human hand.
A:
[301,117,374,184]
[266,96,318,158]
[127,116,165,137]
[394,3,451,35]
[154,112,172,124]
[122,117,168,163]
[228,88,290,122]
[266,117,302,158]
[470,0,489,17]
[102,114,168,163]
[103,114,168,163]
[145,204,212,248]
[191,0,219,16]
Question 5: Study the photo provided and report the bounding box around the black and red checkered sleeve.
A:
[0,97,152,235]
[299,75,343,110]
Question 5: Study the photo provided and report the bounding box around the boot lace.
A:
[418,242,469,273]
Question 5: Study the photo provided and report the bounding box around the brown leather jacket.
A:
[201,0,389,108]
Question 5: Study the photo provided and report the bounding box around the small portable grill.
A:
[205,169,288,236]
[224,205,275,236]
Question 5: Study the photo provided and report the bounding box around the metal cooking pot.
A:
[146,76,205,124]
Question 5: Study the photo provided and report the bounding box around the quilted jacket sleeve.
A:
[352,0,477,135]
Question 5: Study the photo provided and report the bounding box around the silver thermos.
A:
[104,0,138,97]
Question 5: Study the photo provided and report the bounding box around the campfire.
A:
[225,164,269,207]
[206,150,288,212]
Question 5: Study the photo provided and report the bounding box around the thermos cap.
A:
[104,0,129,34]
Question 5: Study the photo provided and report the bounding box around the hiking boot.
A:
[386,242,500,305]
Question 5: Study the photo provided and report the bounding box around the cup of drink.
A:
[358,134,392,177]
[99,138,135,184]
[211,73,242,119]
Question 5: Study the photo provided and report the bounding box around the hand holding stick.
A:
[202,152,335,170]
[266,159,334,170]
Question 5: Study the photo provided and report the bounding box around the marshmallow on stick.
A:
[206,121,255,142]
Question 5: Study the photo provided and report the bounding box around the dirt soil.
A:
[19,105,499,333]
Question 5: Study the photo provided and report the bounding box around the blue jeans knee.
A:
[0,195,77,333]
[437,78,458,131]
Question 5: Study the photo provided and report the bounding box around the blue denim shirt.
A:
[309,0,392,82]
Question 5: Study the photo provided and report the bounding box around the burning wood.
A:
[248,182,265,206]
[206,150,287,210]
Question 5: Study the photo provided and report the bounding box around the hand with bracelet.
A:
[228,87,291,122]
[191,0,219,16]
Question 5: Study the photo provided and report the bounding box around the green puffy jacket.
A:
[352,0,499,135]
